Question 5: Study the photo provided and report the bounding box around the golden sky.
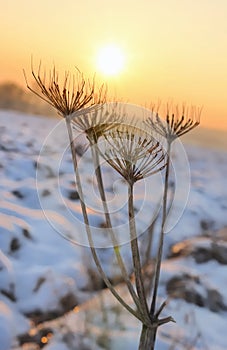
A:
[1,0,227,130]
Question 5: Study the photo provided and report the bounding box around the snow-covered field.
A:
[0,110,227,349]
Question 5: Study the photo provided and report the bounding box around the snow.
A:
[0,109,227,349]
[0,301,13,350]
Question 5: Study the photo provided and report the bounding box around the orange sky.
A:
[1,0,227,130]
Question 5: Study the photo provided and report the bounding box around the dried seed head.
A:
[99,125,166,185]
[24,61,106,117]
[145,104,201,143]
[71,102,123,144]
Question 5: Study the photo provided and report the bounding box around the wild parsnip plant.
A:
[27,64,201,350]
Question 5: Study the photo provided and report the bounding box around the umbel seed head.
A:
[99,125,166,185]
[71,102,123,144]
[24,61,105,117]
[145,104,201,143]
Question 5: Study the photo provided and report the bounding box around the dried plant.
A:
[143,104,201,347]
[71,106,146,319]
[145,104,201,143]
[25,63,140,319]
[71,102,122,143]
[24,61,105,118]
[98,124,175,349]
[26,61,201,349]
[100,126,166,184]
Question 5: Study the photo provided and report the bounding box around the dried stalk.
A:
[71,105,145,317]
[128,182,151,324]
[139,324,156,350]
[65,115,144,323]
[150,140,171,317]
[91,139,145,318]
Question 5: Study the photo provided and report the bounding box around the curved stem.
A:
[128,182,151,325]
[150,141,171,317]
[91,140,144,317]
[65,115,143,322]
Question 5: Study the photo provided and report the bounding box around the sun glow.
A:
[97,45,125,76]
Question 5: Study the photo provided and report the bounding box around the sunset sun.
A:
[97,45,125,76]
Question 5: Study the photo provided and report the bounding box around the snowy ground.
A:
[0,109,227,349]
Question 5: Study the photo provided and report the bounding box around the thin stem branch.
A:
[128,182,151,325]
[65,115,144,323]
[91,140,144,318]
[150,140,171,316]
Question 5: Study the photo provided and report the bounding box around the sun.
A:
[97,45,125,76]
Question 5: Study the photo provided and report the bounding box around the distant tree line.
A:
[0,82,55,116]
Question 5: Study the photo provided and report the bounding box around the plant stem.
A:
[138,324,156,350]
[65,115,143,322]
[149,140,172,337]
[91,140,144,317]
[128,182,150,325]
